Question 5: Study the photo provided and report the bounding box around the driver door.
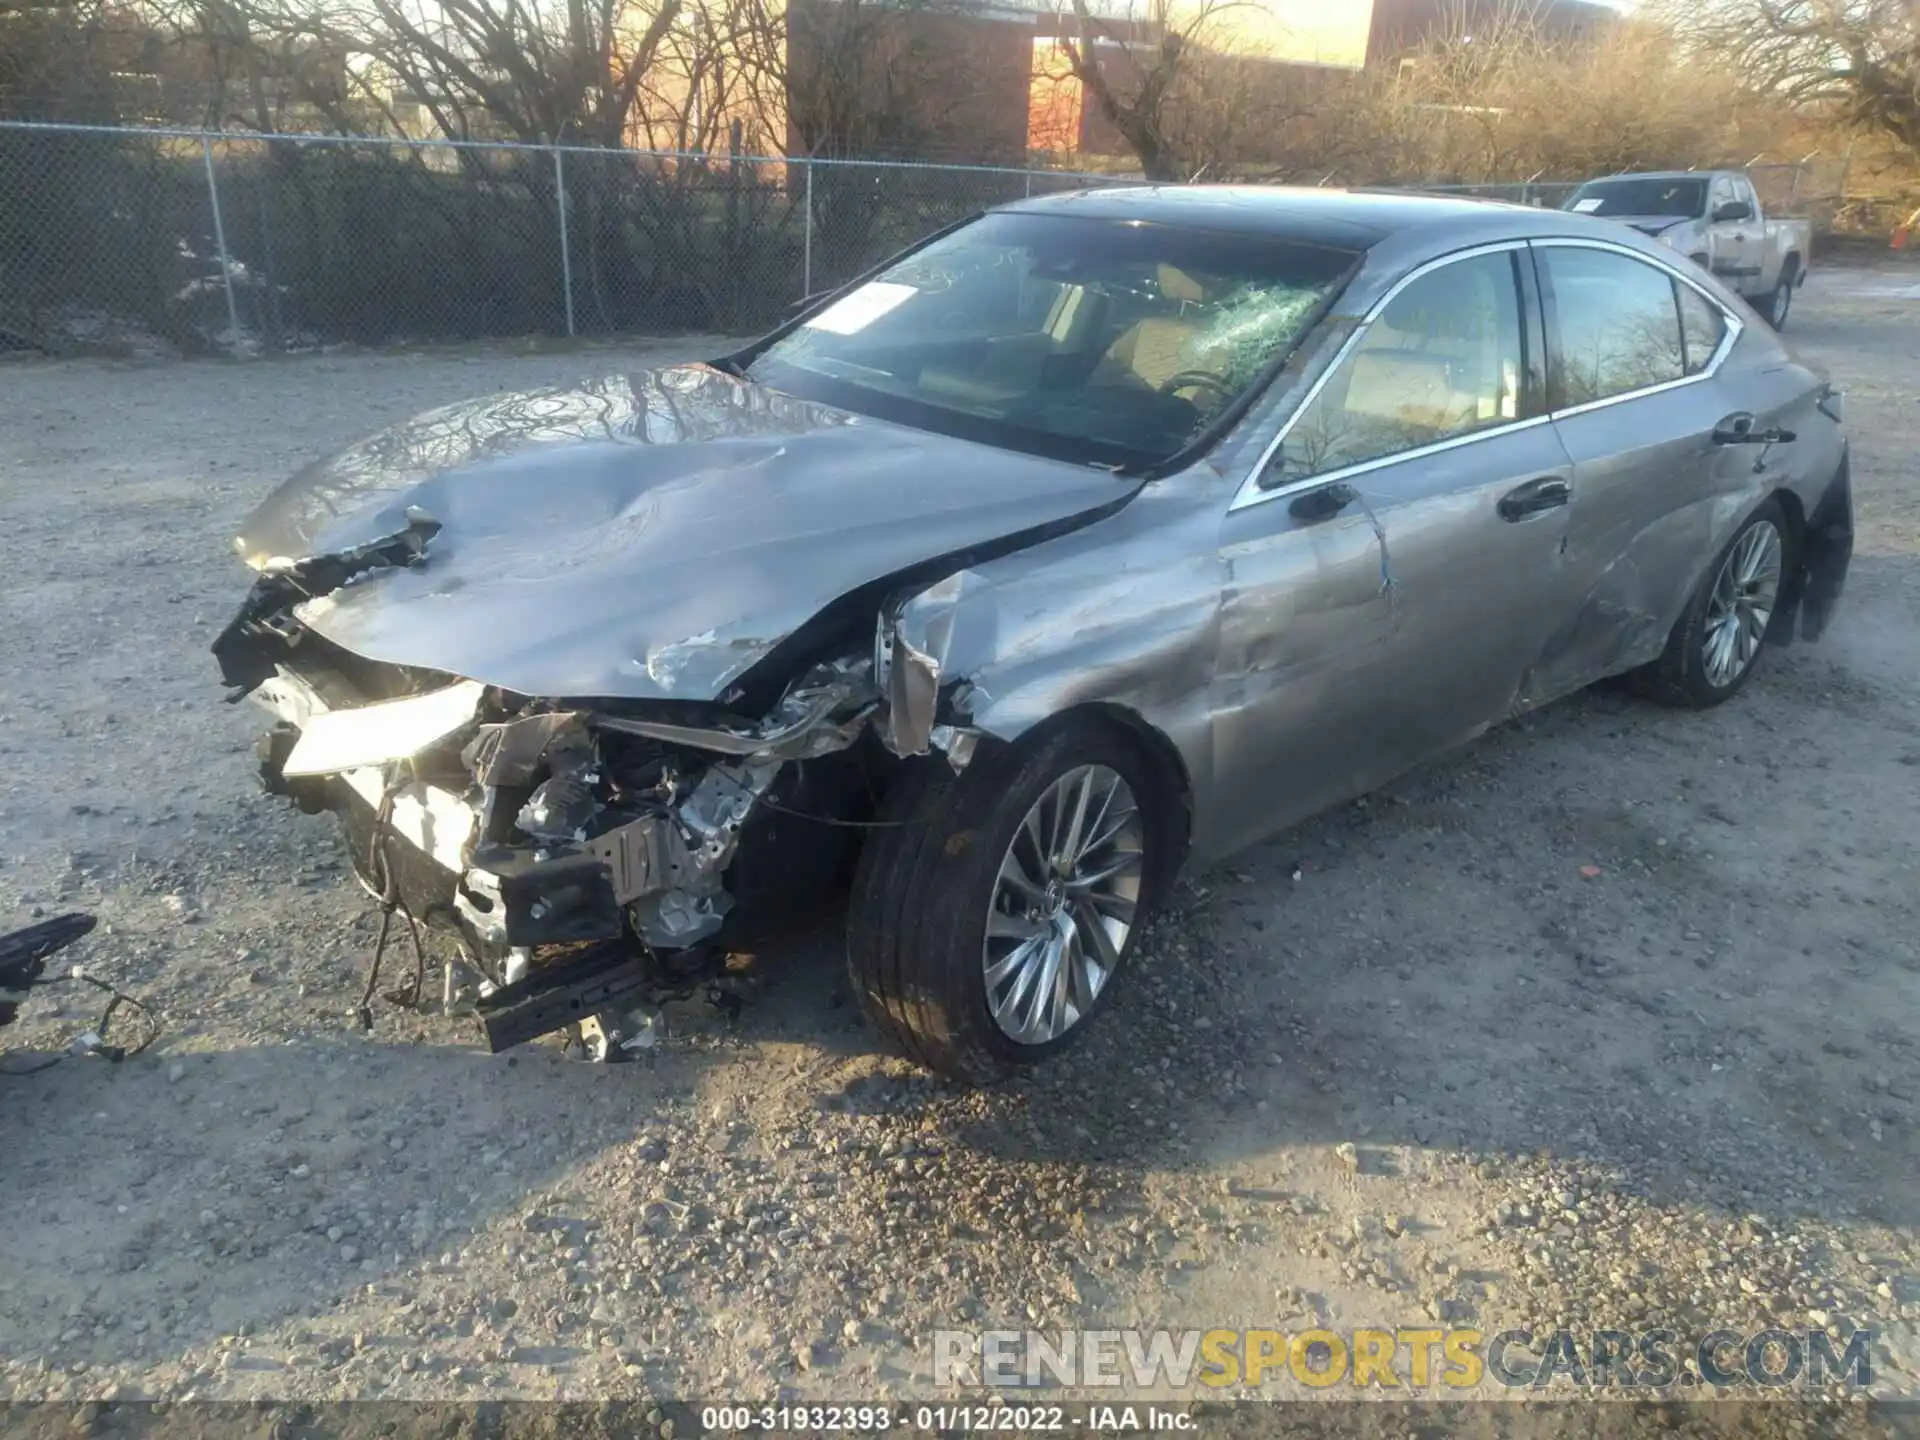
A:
[1206,244,1573,860]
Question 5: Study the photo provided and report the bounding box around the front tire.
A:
[846,719,1173,1082]
[1632,499,1790,708]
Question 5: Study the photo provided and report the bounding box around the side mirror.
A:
[1289,482,1357,523]
[1712,201,1753,223]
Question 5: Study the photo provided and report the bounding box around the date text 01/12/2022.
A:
[699,1403,1198,1432]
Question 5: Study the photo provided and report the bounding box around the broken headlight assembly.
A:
[239,636,891,1057]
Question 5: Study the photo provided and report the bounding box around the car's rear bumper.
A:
[1775,450,1853,645]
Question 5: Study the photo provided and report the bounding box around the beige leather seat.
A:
[1339,348,1480,434]
[1092,264,1210,392]
[1096,316,1204,391]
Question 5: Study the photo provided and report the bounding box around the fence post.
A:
[553,147,576,338]
[802,160,814,299]
[200,136,242,356]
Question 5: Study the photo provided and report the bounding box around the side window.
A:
[1676,282,1728,375]
[1273,250,1524,483]
[1539,246,1686,408]
[1708,176,1735,217]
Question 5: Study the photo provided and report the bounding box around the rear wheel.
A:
[1632,499,1789,708]
[846,718,1174,1082]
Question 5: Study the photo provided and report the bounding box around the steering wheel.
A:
[1158,369,1232,404]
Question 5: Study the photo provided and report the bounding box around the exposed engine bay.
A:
[212,511,971,1060]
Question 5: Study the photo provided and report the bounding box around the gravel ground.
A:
[1,271,1916,1416]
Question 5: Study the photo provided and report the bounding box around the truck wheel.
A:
[845,718,1175,1083]
[1762,260,1798,331]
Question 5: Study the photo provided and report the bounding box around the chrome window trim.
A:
[1528,236,1744,420]
[1228,414,1557,512]
[1229,240,1533,515]
[1227,234,1745,516]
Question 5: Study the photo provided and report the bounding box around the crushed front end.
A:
[211,524,921,1058]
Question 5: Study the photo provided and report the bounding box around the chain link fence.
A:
[0,121,1129,358]
[0,120,1849,360]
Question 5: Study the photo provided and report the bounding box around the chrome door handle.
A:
[1714,413,1796,446]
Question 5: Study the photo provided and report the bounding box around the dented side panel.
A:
[1209,418,1576,860]
[1525,348,1846,706]
[887,482,1225,842]
[1525,380,1734,703]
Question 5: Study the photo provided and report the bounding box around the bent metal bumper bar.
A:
[247,655,823,961]
[469,939,654,1054]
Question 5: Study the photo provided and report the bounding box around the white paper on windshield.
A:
[804,281,917,334]
[1570,198,1606,213]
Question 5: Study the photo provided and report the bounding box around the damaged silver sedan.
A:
[214,187,1853,1081]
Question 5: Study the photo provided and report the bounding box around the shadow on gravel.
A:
[0,1027,734,1372]
[745,565,1920,1242]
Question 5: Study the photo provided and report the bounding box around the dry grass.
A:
[1051,1,1911,242]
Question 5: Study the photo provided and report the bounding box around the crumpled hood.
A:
[235,365,1138,701]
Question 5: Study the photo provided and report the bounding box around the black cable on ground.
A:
[355,766,430,1031]
[0,968,161,1076]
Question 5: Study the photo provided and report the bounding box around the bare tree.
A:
[1047,0,1233,180]
[173,0,757,147]
[130,0,358,131]
[1668,0,1919,162]
[635,0,781,153]
[0,0,160,121]
[780,0,982,159]
[1041,0,1399,181]
[341,0,687,146]
[1332,0,1764,186]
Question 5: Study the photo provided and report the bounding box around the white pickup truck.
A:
[1562,170,1812,330]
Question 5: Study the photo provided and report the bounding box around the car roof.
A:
[995,183,1620,250]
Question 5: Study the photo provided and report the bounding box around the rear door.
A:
[1522,238,1754,700]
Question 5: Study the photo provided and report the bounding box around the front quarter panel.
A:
[888,475,1227,848]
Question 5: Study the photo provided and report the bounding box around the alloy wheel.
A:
[1702,520,1783,689]
[982,764,1145,1045]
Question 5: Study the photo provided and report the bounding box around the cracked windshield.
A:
[748,211,1357,468]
